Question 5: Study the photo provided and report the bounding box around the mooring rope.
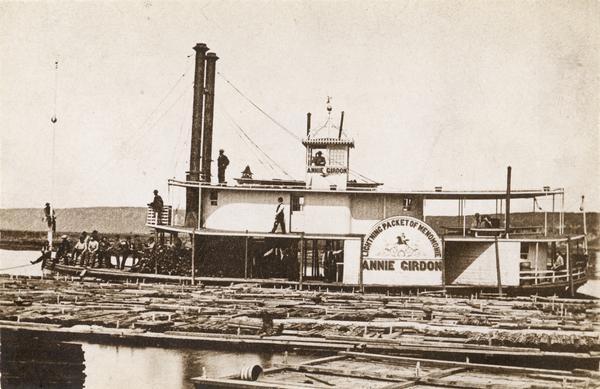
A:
[0,263,36,271]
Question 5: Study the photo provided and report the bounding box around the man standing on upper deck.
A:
[271,197,286,234]
[148,190,164,225]
[217,149,229,184]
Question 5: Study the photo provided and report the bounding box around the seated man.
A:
[481,215,494,228]
[552,252,565,271]
[72,236,87,266]
[55,235,72,265]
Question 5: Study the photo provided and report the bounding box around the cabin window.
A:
[403,198,413,211]
[291,195,304,212]
[209,191,218,206]
[520,243,529,260]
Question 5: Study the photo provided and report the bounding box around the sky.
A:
[1,0,598,215]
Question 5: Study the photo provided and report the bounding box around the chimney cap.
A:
[193,43,209,52]
[206,52,219,60]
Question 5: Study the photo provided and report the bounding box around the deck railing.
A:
[519,267,587,285]
[146,205,173,226]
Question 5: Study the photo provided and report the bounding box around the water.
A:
[0,250,314,388]
[0,329,311,389]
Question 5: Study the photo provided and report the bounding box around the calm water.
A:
[0,249,314,388]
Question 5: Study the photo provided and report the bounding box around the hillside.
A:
[1,207,596,242]
[0,207,150,235]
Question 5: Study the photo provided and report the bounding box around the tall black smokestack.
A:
[185,43,209,227]
[201,52,218,182]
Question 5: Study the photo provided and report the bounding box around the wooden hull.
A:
[50,264,588,296]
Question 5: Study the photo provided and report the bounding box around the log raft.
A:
[0,275,598,370]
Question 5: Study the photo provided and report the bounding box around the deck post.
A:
[441,236,446,289]
[505,166,511,238]
[567,237,574,297]
[359,236,364,293]
[581,195,588,254]
[494,236,502,295]
[191,229,196,284]
[244,231,249,279]
[534,242,539,285]
[299,234,304,289]
[462,199,466,237]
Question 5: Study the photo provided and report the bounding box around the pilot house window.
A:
[328,148,346,166]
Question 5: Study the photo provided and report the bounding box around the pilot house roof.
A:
[302,137,355,147]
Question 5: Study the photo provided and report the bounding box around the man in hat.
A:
[217,149,229,184]
[312,151,326,166]
[271,197,286,234]
[56,235,72,265]
[148,190,164,225]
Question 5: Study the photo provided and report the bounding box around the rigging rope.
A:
[219,106,293,179]
[217,72,302,142]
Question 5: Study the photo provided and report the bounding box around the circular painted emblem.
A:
[362,216,442,260]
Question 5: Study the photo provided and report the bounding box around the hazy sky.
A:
[1,1,598,214]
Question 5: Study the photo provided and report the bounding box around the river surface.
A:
[0,249,314,388]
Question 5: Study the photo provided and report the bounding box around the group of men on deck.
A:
[32,231,151,270]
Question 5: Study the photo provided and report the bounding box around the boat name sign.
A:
[362,216,443,286]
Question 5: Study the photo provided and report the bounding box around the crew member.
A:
[148,190,164,225]
[481,215,493,228]
[271,197,286,234]
[43,203,56,233]
[470,213,482,232]
[56,235,72,265]
[312,151,326,166]
[552,252,565,271]
[120,237,132,270]
[72,236,87,266]
[31,240,52,268]
[217,149,229,184]
[110,235,122,268]
[87,236,99,267]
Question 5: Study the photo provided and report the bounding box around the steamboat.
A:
[53,42,589,296]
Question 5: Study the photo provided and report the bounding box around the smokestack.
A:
[188,43,208,181]
[306,112,311,136]
[185,43,208,227]
[505,166,512,236]
[201,52,218,182]
[338,111,345,139]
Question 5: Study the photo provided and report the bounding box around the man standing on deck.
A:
[271,197,286,234]
[43,203,56,233]
[148,190,164,225]
[217,149,229,184]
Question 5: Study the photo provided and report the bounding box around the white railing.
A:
[146,205,172,226]
[519,267,587,285]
